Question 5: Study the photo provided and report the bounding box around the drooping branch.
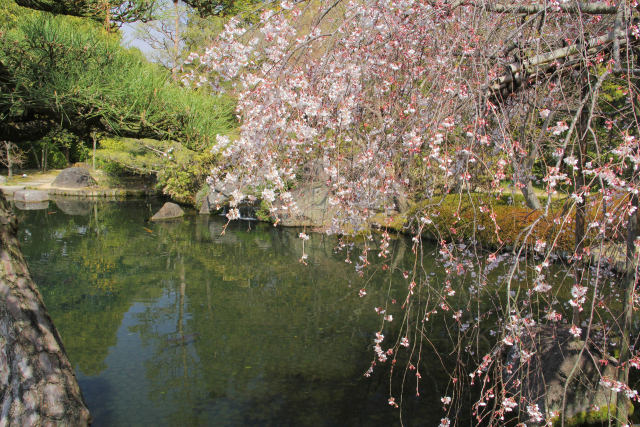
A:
[13,0,157,24]
[13,0,94,18]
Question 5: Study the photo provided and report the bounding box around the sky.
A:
[120,22,155,58]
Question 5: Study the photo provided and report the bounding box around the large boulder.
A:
[51,167,97,188]
[507,326,619,424]
[200,182,235,214]
[275,180,336,227]
[13,189,49,203]
[275,162,337,227]
[150,202,184,221]
[199,181,253,215]
[199,193,214,215]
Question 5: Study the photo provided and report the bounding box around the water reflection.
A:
[16,198,448,426]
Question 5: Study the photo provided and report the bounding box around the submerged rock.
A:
[51,167,97,188]
[13,189,49,203]
[151,202,184,221]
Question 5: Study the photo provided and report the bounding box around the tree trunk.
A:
[172,0,180,81]
[517,105,554,210]
[0,194,91,425]
[617,193,638,426]
[103,0,111,32]
[41,144,48,172]
[5,141,12,178]
[91,132,97,171]
[520,175,541,210]
[30,146,40,172]
[573,82,590,326]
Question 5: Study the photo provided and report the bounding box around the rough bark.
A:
[485,30,630,100]
[0,194,91,426]
[479,2,620,15]
[172,0,180,82]
[573,82,590,326]
[617,193,638,426]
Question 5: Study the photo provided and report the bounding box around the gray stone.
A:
[199,194,212,215]
[507,326,618,423]
[276,181,336,227]
[51,167,97,188]
[0,176,6,184]
[150,202,184,221]
[275,162,337,227]
[201,182,247,214]
[13,190,49,203]
[0,185,25,197]
[205,182,236,209]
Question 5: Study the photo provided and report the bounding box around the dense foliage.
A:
[14,0,157,25]
[0,9,235,144]
[0,0,235,199]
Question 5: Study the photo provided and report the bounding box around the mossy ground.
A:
[369,190,629,254]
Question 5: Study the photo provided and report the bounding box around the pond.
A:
[14,198,454,426]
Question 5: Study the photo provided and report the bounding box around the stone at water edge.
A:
[506,325,620,423]
[199,194,212,215]
[13,189,49,203]
[274,161,338,227]
[151,202,184,221]
[51,167,97,188]
[0,175,6,184]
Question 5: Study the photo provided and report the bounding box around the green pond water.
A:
[14,198,453,426]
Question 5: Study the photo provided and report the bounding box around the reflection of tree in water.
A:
[18,201,462,425]
[17,200,168,375]
[128,216,445,425]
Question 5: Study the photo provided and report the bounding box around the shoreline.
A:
[0,168,159,199]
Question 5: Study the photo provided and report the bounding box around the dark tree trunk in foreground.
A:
[0,194,91,425]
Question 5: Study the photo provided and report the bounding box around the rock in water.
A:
[151,202,184,221]
[13,189,49,203]
[51,167,97,188]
